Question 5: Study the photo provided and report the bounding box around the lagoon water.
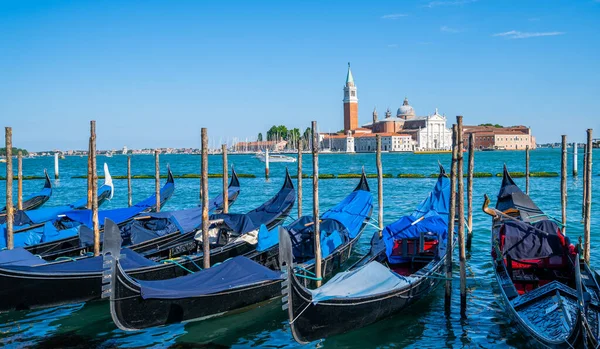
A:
[0,149,598,348]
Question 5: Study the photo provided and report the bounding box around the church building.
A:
[323,64,452,152]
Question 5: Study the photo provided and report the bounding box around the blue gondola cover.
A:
[138,256,282,299]
[382,174,450,263]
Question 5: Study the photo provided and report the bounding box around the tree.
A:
[0,147,28,156]
[257,133,263,142]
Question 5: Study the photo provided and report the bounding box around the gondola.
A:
[29,168,240,260]
[0,170,52,214]
[0,171,292,312]
[19,167,174,257]
[481,166,600,348]
[0,164,115,249]
[280,165,451,343]
[104,172,372,330]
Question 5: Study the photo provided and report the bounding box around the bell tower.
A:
[343,63,358,133]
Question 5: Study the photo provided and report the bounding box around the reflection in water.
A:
[0,303,84,347]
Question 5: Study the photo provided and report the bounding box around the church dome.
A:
[396,97,415,118]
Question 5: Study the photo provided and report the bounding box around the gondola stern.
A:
[283,167,295,190]
[43,169,52,190]
[230,166,241,188]
[166,166,175,184]
[502,164,517,187]
[103,163,114,200]
[438,161,447,178]
[354,168,370,192]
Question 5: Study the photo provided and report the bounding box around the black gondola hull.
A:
[110,262,282,330]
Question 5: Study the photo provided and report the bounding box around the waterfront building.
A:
[463,125,536,150]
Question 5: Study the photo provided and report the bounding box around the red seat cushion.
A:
[392,239,438,256]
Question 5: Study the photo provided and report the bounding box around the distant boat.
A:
[255,152,296,163]
[413,149,452,155]
[106,152,113,158]
[0,158,6,163]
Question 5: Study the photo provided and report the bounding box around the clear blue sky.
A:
[1,0,599,151]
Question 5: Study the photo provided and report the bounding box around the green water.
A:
[0,149,598,348]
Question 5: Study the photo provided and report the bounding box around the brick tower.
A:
[343,63,358,133]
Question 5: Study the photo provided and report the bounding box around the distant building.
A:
[233,140,287,152]
[463,125,536,150]
[322,133,415,152]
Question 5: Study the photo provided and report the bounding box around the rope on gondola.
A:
[55,256,77,262]
[181,255,202,271]
[294,273,322,281]
[161,259,195,274]
[294,266,316,276]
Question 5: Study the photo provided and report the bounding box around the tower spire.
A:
[346,62,354,86]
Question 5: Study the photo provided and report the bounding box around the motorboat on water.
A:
[255,151,296,163]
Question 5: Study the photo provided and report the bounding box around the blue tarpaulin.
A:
[138,256,283,299]
[0,248,156,273]
[382,173,450,264]
[309,261,415,303]
[286,188,372,261]
[0,179,114,248]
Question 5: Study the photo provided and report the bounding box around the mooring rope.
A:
[161,259,195,274]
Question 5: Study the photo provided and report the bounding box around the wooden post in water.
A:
[5,127,14,250]
[312,121,322,287]
[87,137,92,209]
[90,121,100,256]
[376,135,383,235]
[297,142,303,218]
[222,144,229,214]
[54,153,59,179]
[154,150,160,212]
[17,151,23,210]
[525,146,530,195]
[127,156,132,207]
[265,148,270,179]
[573,142,578,177]
[445,124,457,312]
[466,133,474,249]
[582,144,588,220]
[584,129,593,264]
[561,135,567,234]
[456,116,467,317]
[201,128,210,268]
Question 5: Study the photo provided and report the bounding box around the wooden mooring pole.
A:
[17,151,22,210]
[154,150,160,212]
[265,148,270,179]
[561,135,567,234]
[54,153,59,180]
[87,137,92,209]
[297,142,303,218]
[312,121,322,287]
[201,128,210,268]
[5,127,14,250]
[90,121,100,256]
[222,144,229,214]
[582,144,588,220]
[127,156,132,207]
[456,116,467,317]
[525,146,530,195]
[466,133,474,250]
[445,124,457,312]
[584,129,593,264]
[573,142,578,177]
[376,135,383,235]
